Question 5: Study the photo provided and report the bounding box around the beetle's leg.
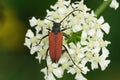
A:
[45,48,49,75]
[63,45,81,71]
[36,28,51,46]
[61,28,66,32]
[46,28,52,31]
[63,32,70,39]
[36,35,48,46]
[61,27,71,32]
[61,28,68,32]
[39,28,51,42]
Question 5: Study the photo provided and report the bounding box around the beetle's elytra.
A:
[49,32,63,62]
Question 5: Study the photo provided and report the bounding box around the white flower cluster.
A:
[24,0,111,80]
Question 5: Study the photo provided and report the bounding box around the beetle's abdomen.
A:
[49,32,63,62]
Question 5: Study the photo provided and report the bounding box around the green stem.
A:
[95,0,112,17]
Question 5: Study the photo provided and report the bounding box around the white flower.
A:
[110,0,119,10]
[72,0,90,12]
[41,67,56,80]
[68,64,89,80]
[29,17,38,27]
[97,16,110,34]
[90,39,111,70]
[41,58,64,80]
[91,51,110,71]
[104,0,119,10]
[24,0,111,80]
[24,29,39,54]
[81,15,110,39]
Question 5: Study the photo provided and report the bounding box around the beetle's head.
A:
[52,22,61,34]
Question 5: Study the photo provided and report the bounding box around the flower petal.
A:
[101,47,110,59]
[47,73,56,80]
[96,29,103,38]
[53,67,63,78]
[26,29,34,37]
[75,73,87,80]
[81,31,87,38]
[91,62,98,70]
[29,17,38,27]
[110,0,119,10]
[97,16,104,24]
[101,23,110,34]
[24,38,31,48]
[30,46,38,54]
[99,60,110,71]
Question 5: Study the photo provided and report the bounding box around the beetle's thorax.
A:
[52,22,61,34]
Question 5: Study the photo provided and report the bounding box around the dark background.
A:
[0,0,120,80]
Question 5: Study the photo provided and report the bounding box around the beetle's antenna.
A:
[63,45,82,71]
[44,17,55,23]
[60,9,82,24]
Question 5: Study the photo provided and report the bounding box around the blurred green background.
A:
[0,0,120,80]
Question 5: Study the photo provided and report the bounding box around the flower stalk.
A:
[95,0,112,16]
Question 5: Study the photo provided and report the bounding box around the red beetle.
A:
[39,9,81,70]
[49,22,63,62]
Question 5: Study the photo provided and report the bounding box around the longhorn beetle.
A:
[38,9,82,71]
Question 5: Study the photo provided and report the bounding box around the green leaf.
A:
[66,30,82,44]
